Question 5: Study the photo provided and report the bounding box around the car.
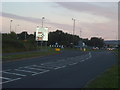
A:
[92,47,99,50]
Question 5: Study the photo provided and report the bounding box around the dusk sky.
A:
[0,1,118,40]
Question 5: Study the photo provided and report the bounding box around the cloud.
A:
[56,2,117,20]
[1,11,117,40]
[1,12,73,33]
[1,12,44,23]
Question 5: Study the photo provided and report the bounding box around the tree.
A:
[2,31,17,40]
[9,31,17,40]
[48,30,80,47]
[88,37,104,48]
[17,31,29,40]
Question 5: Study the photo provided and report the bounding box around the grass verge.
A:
[85,65,118,88]
[84,50,119,88]
[2,48,60,62]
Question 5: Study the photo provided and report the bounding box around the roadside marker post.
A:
[83,48,86,51]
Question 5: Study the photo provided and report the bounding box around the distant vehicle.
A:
[92,47,99,50]
[107,48,115,50]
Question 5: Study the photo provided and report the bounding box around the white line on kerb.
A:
[0,78,21,84]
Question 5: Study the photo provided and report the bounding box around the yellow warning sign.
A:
[55,48,61,51]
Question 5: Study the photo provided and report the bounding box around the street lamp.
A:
[42,17,45,28]
[10,19,13,33]
[72,18,76,36]
[72,18,76,45]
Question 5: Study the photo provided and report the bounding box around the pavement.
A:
[1,50,117,88]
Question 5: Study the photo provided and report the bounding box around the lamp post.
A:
[10,19,13,33]
[72,18,76,36]
[42,17,45,28]
[41,17,45,49]
[72,18,76,45]
[36,26,39,48]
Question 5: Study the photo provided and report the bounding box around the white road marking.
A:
[80,60,85,62]
[69,63,77,65]
[32,65,57,69]
[0,77,12,80]
[15,69,37,74]
[18,65,36,69]
[24,67,47,71]
[2,71,26,77]
[0,78,21,84]
[32,70,50,76]
[54,66,66,69]
[1,52,93,84]
[79,52,92,62]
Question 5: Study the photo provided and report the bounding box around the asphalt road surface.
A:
[1,50,117,88]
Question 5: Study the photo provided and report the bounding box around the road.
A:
[1,50,117,88]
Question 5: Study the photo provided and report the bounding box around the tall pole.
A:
[72,18,76,45]
[36,26,39,49]
[42,17,45,28]
[41,17,45,49]
[10,19,13,33]
[72,18,75,36]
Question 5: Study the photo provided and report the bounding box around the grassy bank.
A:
[2,48,60,62]
[85,65,118,88]
[85,50,119,88]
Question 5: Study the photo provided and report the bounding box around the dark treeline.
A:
[2,31,37,53]
[2,30,104,53]
[82,37,104,48]
[48,30,80,47]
